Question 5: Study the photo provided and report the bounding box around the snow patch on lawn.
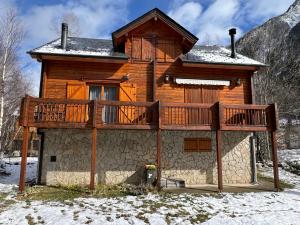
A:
[0,155,300,224]
[0,157,37,193]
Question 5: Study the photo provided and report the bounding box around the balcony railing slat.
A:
[20,97,275,131]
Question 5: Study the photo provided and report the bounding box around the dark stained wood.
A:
[32,54,128,64]
[20,96,276,132]
[271,130,279,191]
[19,126,29,193]
[216,129,223,192]
[182,62,259,71]
[156,101,162,190]
[184,138,211,152]
[90,127,97,190]
[153,37,157,101]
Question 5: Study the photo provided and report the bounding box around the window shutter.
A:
[66,82,88,122]
[184,138,211,152]
[67,82,87,100]
[119,83,136,123]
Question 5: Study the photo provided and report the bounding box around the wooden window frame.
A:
[184,138,212,152]
[88,83,119,101]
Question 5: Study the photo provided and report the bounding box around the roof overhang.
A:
[112,8,198,52]
[181,60,265,71]
[28,52,128,64]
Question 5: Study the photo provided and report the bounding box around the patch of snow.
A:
[30,37,127,58]
[183,46,265,66]
[280,0,300,28]
[0,157,37,193]
[0,155,300,224]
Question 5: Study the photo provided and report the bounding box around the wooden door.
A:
[66,82,88,122]
[119,83,136,124]
[185,86,220,125]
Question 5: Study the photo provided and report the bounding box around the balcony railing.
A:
[19,96,277,131]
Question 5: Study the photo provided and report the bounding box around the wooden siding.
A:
[43,59,252,105]
[44,60,153,102]
[155,61,252,104]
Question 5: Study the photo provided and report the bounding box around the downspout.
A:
[152,36,157,101]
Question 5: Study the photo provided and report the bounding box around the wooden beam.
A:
[90,100,97,190]
[153,37,157,101]
[90,127,97,190]
[19,126,29,193]
[271,130,279,191]
[182,62,259,71]
[31,54,128,64]
[156,101,162,190]
[216,129,223,192]
[216,102,223,192]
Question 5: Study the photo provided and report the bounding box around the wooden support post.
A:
[216,102,223,192]
[271,131,279,191]
[216,129,223,192]
[90,127,97,190]
[156,100,162,190]
[19,126,29,193]
[90,100,97,190]
[19,95,30,193]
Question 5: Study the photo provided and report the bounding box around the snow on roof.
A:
[29,37,128,59]
[30,37,264,67]
[181,45,265,67]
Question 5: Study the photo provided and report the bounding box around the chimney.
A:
[61,23,68,50]
[229,28,236,58]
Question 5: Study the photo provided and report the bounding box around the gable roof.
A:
[181,45,266,67]
[28,37,127,59]
[28,37,265,68]
[112,8,198,49]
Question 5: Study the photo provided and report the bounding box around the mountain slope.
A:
[236,0,300,116]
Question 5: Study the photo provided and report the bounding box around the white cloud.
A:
[167,0,294,45]
[0,0,130,96]
[168,2,203,31]
[238,0,295,22]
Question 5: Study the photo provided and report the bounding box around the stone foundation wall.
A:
[41,129,252,186]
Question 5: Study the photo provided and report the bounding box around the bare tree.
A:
[0,8,31,155]
[50,11,81,36]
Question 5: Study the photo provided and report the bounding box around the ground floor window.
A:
[184,138,212,152]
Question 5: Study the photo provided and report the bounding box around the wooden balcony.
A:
[19,96,278,132]
[18,96,280,193]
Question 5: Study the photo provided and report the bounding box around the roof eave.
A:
[28,52,129,63]
[181,59,267,71]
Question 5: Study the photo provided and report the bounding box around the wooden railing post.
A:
[19,95,30,193]
[156,100,162,190]
[270,103,279,191]
[216,102,223,192]
[90,100,97,190]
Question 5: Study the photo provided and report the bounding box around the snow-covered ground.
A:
[0,152,299,225]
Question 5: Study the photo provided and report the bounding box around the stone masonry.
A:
[41,129,252,186]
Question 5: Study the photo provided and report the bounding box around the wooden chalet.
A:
[19,8,279,192]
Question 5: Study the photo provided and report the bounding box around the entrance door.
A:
[184,86,220,124]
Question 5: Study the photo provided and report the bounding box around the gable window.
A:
[184,138,212,152]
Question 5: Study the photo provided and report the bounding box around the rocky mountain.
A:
[236,0,300,116]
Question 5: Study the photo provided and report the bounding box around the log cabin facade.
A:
[19,8,279,192]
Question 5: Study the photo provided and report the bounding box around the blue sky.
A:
[0,0,295,95]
